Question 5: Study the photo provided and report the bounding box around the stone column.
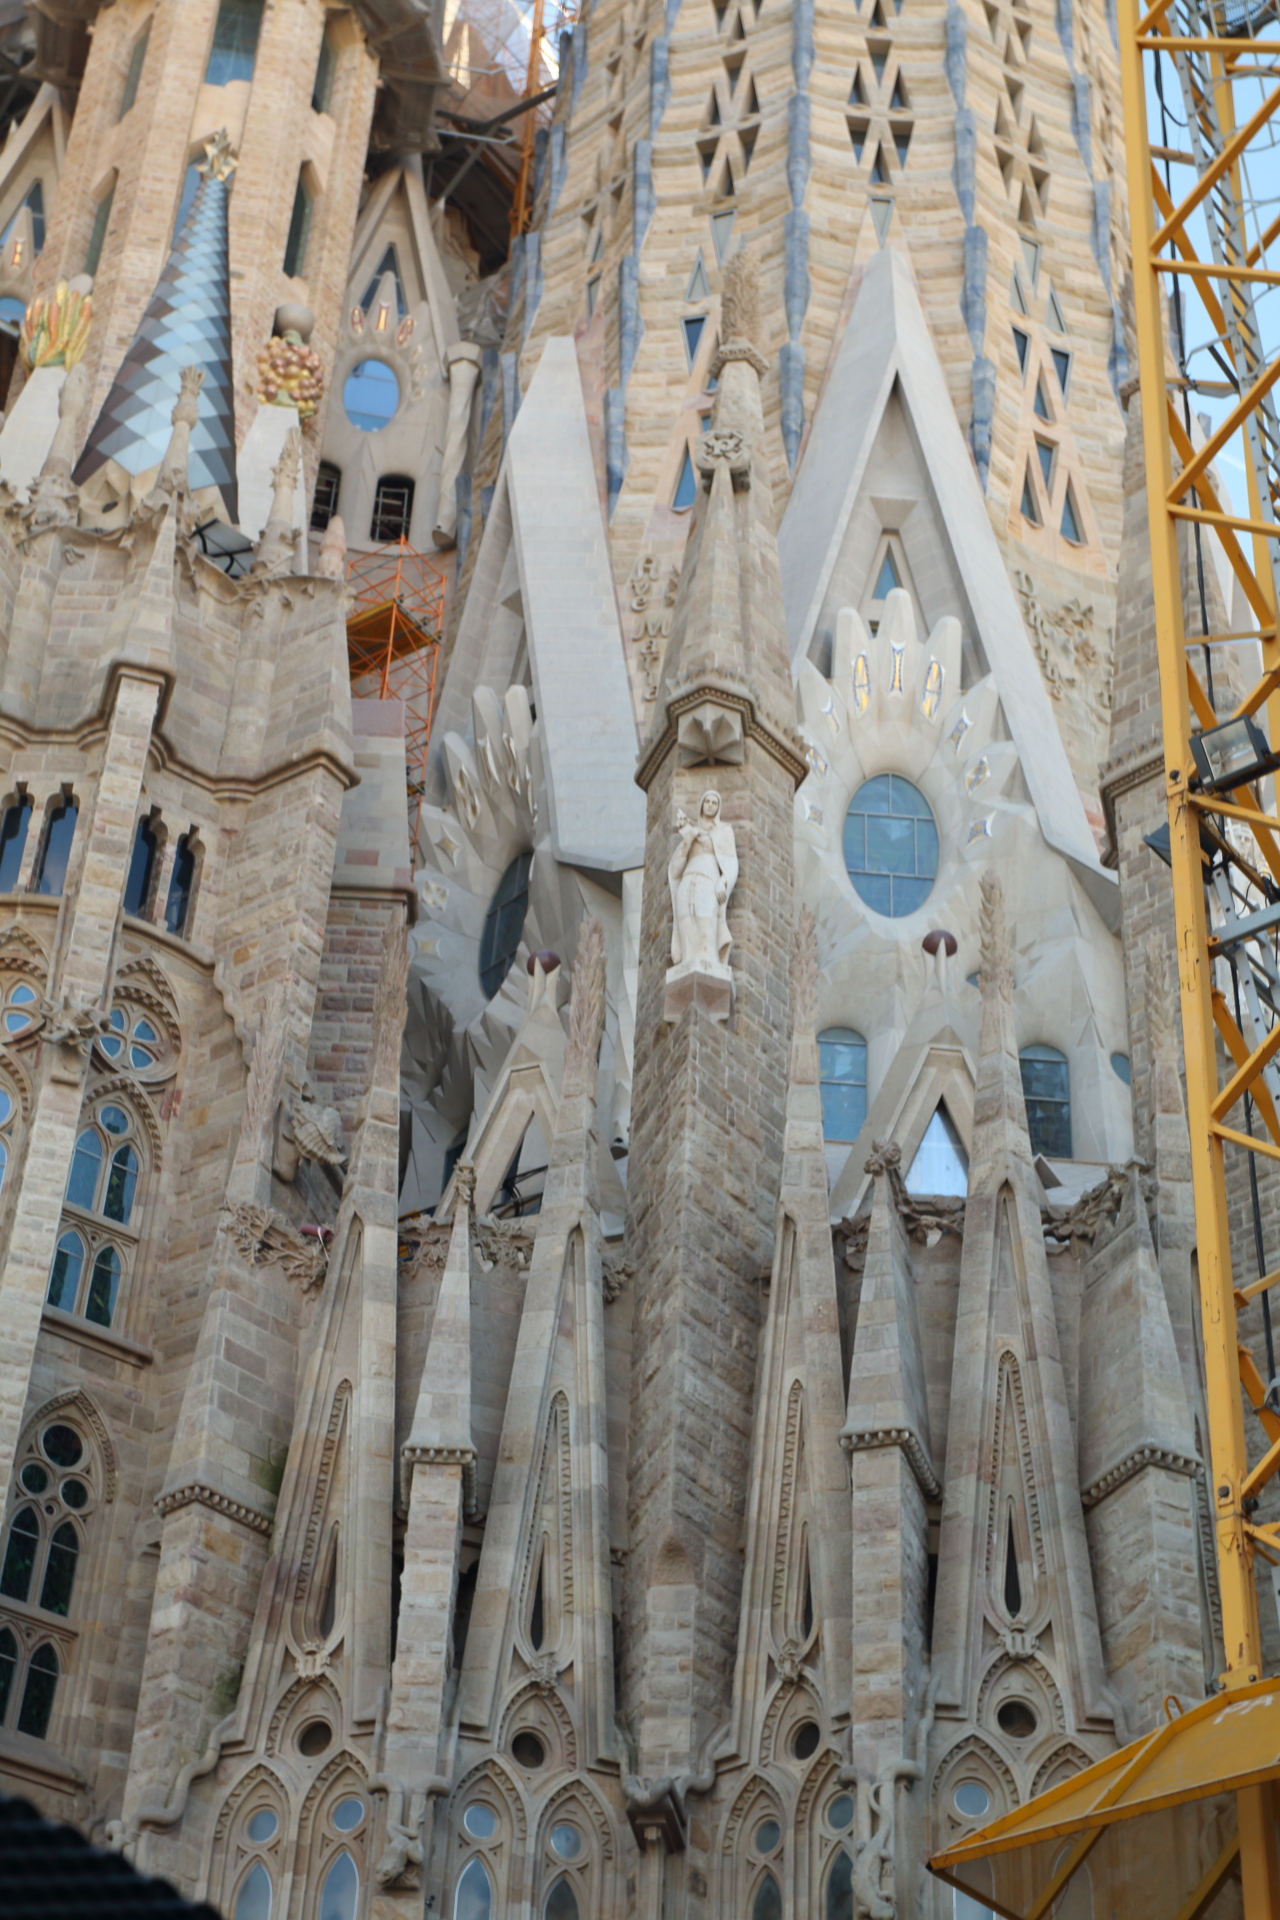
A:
[432,342,482,549]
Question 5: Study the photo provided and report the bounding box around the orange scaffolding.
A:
[345,538,446,845]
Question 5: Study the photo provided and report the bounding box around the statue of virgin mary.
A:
[667,789,738,972]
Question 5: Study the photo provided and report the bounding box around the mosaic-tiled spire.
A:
[75,131,238,521]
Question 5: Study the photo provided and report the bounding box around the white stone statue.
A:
[667,789,738,974]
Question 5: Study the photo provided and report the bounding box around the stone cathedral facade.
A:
[0,0,1253,1917]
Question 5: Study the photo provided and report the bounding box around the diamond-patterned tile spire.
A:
[75,131,239,523]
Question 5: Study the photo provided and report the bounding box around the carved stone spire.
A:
[254,425,302,571]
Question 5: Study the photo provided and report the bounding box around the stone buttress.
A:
[622,248,807,1917]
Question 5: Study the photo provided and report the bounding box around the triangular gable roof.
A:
[778,245,1117,926]
[433,339,646,872]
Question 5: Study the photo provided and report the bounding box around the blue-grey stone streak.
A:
[605,386,629,517]
[962,223,988,355]
[780,339,806,474]
[619,253,644,386]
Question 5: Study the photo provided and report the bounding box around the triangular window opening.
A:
[1012,326,1028,373]
[1050,345,1071,395]
[1018,184,1037,227]
[589,227,604,264]
[719,159,736,199]
[1004,1514,1023,1618]
[872,548,901,598]
[713,0,729,25]
[849,70,865,103]
[741,123,759,169]
[894,126,911,165]
[1010,271,1027,315]
[682,314,706,366]
[698,140,716,182]
[708,89,721,125]
[801,1557,815,1640]
[905,1105,969,1197]
[530,1550,546,1650]
[870,41,889,80]
[869,196,893,242]
[744,76,760,116]
[1020,468,1042,526]
[318,1532,338,1638]
[359,243,409,319]
[1060,486,1083,545]
[731,10,746,36]
[870,0,887,23]
[711,207,736,261]
[869,144,889,184]
[890,73,908,108]
[848,120,868,161]
[1020,236,1040,286]
[1033,377,1049,420]
[1036,439,1054,487]
[1046,286,1067,334]
[673,446,698,510]
[687,252,710,299]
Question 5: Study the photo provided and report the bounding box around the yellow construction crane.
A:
[930,0,1280,1911]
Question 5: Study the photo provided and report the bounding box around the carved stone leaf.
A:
[222,1203,328,1291]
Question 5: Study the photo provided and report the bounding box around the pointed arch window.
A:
[34,795,77,896]
[124,813,161,918]
[1019,1044,1071,1157]
[0,791,31,890]
[86,181,115,276]
[455,1856,493,1920]
[165,831,200,936]
[544,1881,581,1920]
[751,1872,783,1920]
[906,1106,969,1196]
[479,851,533,999]
[826,1849,854,1920]
[1003,1511,1023,1617]
[233,1861,273,1920]
[50,1099,149,1327]
[0,1414,103,1741]
[318,1850,359,1920]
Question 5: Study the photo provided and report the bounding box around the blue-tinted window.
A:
[46,1231,84,1313]
[818,1027,867,1142]
[843,776,938,917]
[166,834,198,935]
[35,798,77,895]
[206,0,264,85]
[120,25,150,118]
[66,1129,102,1210]
[455,1858,492,1920]
[344,359,399,432]
[86,183,114,275]
[124,816,158,917]
[672,447,697,510]
[85,1246,121,1327]
[479,852,533,999]
[682,315,705,366]
[0,795,31,890]
[1019,1045,1071,1158]
[283,173,313,277]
